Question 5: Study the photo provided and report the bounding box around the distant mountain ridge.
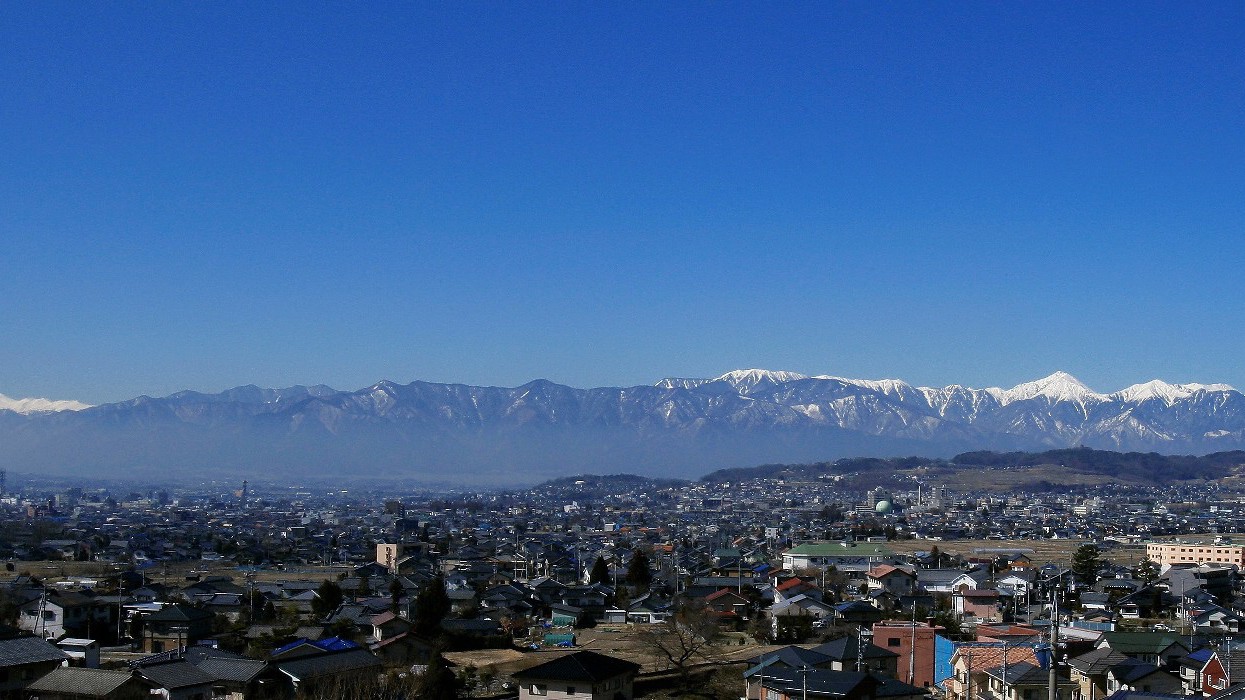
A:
[0,392,92,414]
[3,369,1245,484]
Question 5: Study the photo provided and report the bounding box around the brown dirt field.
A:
[884,538,1149,567]
[15,560,344,587]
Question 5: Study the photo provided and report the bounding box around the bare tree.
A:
[636,602,722,687]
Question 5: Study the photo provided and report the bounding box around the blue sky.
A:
[2,3,1243,404]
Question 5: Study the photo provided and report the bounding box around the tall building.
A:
[1144,542,1245,567]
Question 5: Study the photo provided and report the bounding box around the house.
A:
[368,611,411,642]
[869,566,918,597]
[1177,648,1213,695]
[745,645,835,671]
[872,620,944,688]
[833,601,886,627]
[919,568,989,595]
[512,650,641,700]
[945,643,1041,700]
[810,635,900,675]
[369,632,436,666]
[18,590,107,640]
[980,661,1077,700]
[272,647,383,695]
[141,604,215,653]
[954,587,1001,622]
[1190,604,1245,635]
[772,576,824,604]
[703,589,750,622]
[1095,633,1190,669]
[0,636,72,696]
[271,636,359,660]
[1080,593,1113,612]
[1068,647,1131,700]
[746,668,923,700]
[190,656,280,700]
[782,542,896,574]
[24,667,150,700]
[131,659,217,700]
[1200,649,1245,696]
[1102,658,1182,696]
[770,594,835,634]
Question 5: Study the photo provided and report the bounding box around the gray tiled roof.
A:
[28,667,135,695]
[196,657,269,683]
[135,659,216,689]
[147,603,214,622]
[0,636,71,667]
[513,650,642,683]
[276,648,383,681]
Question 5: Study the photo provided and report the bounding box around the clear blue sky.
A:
[2,3,1243,404]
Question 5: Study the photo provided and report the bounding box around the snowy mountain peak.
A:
[654,377,711,390]
[713,369,808,388]
[0,393,92,414]
[1113,379,1236,405]
[814,375,915,395]
[999,371,1106,405]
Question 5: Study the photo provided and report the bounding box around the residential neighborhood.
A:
[3,471,1245,699]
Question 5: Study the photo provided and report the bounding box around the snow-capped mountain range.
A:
[0,393,92,414]
[2,369,1244,483]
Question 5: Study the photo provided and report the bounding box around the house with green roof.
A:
[782,542,896,573]
[1095,632,1191,669]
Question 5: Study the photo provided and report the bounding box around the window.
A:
[888,638,902,647]
[566,687,576,695]
[530,684,547,696]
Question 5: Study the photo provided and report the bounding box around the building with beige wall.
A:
[376,543,404,571]
[1145,542,1245,567]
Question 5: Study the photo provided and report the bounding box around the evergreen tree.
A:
[312,579,344,619]
[413,653,461,700]
[625,549,653,589]
[389,578,405,615]
[1134,559,1160,586]
[589,556,611,586]
[414,574,451,638]
[1071,543,1101,587]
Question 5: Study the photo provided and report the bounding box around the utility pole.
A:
[857,625,864,672]
[117,572,124,643]
[1048,588,1060,700]
[1002,641,1010,692]
[908,605,917,685]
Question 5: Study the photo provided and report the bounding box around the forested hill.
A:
[699,447,1245,484]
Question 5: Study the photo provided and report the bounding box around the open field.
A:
[7,559,345,587]
[882,537,1139,567]
[887,532,1245,567]
[900,464,1121,491]
[446,625,776,679]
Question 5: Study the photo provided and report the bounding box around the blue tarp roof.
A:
[271,636,359,656]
